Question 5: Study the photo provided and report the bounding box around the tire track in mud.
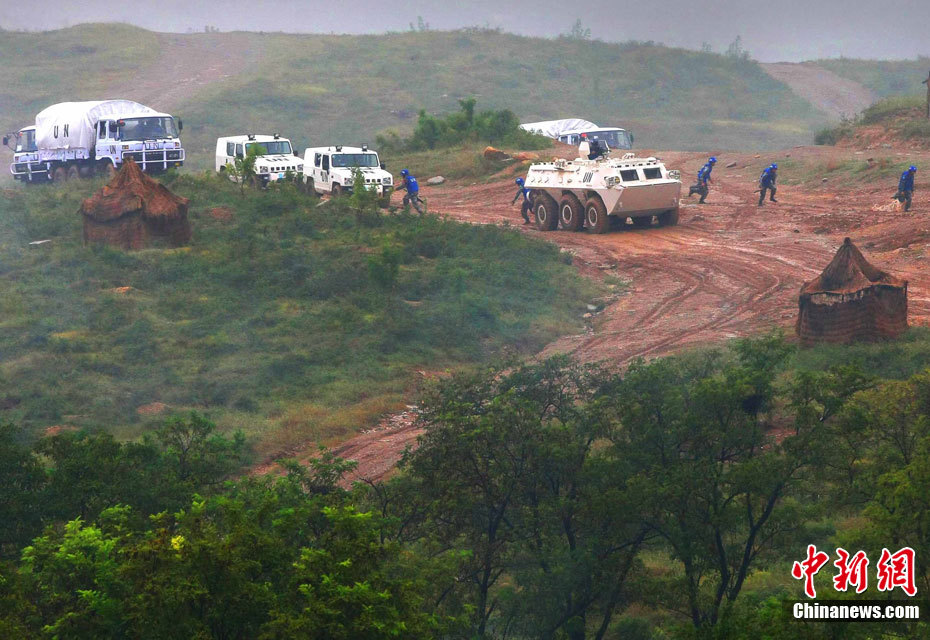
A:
[264,147,930,481]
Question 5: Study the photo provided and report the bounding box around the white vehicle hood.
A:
[255,154,302,165]
[333,166,390,178]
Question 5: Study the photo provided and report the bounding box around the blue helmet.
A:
[709,157,717,163]
[910,166,917,172]
[770,163,777,170]
[515,177,524,185]
[401,168,409,176]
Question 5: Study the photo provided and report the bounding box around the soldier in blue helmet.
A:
[895,166,917,211]
[398,168,424,213]
[688,156,716,204]
[511,177,533,224]
[758,163,778,206]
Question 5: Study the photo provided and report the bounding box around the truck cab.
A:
[95,114,185,173]
[302,145,392,199]
[215,134,303,185]
[5,126,47,182]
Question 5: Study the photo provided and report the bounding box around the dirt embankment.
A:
[261,145,930,483]
[762,62,875,120]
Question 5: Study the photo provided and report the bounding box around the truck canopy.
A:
[519,118,599,139]
[35,100,162,151]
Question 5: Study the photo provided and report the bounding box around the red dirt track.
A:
[269,146,930,483]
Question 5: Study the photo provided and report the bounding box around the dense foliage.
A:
[376,98,550,152]
[5,334,930,637]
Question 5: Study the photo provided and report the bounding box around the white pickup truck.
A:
[215,134,303,186]
[301,145,393,204]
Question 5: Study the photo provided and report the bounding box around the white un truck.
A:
[6,100,185,182]
[301,145,393,205]
[215,134,303,186]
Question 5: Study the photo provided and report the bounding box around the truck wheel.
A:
[658,207,680,226]
[52,166,68,182]
[633,216,652,228]
[67,166,80,181]
[534,194,558,231]
[584,196,610,234]
[559,194,584,231]
[332,184,343,197]
[78,165,93,179]
[97,161,116,178]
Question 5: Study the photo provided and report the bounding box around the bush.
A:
[377,98,551,152]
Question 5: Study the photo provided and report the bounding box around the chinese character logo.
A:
[792,544,830,598]
[876,547,917,597]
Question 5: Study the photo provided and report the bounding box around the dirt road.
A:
[269,146,930,483]
[762,62,875,119]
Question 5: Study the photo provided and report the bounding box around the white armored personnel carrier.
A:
[522,140,681,233]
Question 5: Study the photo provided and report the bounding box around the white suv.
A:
[302,145,393,203]
[215,134,303,185]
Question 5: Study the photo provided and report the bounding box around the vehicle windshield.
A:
[332,153,379,168]
[118,117,179,141]
[246,140,293,156]
[589,129,632,150]
[16,129,37,152]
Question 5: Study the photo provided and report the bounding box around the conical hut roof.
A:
[80,159,189,223]
[800,238,906,295]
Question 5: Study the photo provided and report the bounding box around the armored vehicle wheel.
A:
[67,165,80,181]
[332,184,343,197]
[52,166,68,182]
[534,194,559,231]
[658,207,680,226]
[584,196,610,234]
[559,194,584,231]
[633,216,652,228]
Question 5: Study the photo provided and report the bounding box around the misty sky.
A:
[2,0,929,62]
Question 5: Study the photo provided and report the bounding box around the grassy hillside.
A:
[2,24,829,172]
[0,176,597,456]
[180,30,827,161]
[0,24,159,129]
[815,57,930,99]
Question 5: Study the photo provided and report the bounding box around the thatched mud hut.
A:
[797,237,907,345]
[80,159,190,250]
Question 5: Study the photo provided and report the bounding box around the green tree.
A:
[0,424,46,557]
[614,335,832,634]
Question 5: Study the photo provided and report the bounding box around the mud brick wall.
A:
[797,285,908,346]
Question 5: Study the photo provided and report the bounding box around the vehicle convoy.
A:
[519,118,634,150]
[215,134,303,186]
[522,140,681,233]
[5,100,185,182]
[301,145,393,205]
